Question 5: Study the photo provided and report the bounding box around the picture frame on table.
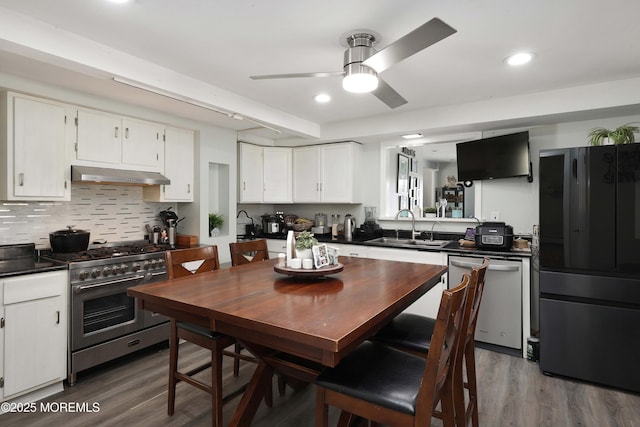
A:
[312,244,330,268]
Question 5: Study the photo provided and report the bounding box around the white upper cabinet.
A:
[292,146,321,202]
[75,108,163,171]
[144,126,194,202]
[121,117,164,169]
[263,147,292,203]
[76,108,122,165]
[293,142,361,203]
[0,92,70,201]
[239,143,264,203]
[238,143,292,203]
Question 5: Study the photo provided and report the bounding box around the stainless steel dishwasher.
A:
[448,255,522,350]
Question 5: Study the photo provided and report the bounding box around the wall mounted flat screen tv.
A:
[456,131,532,181]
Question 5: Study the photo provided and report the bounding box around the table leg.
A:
[228,359,274,427]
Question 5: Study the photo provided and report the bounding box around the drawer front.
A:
[3,271,67,305]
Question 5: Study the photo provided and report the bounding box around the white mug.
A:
[288,258,302,269]
[302,259,313,269]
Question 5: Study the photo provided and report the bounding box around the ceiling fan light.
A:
[343,73,378,93]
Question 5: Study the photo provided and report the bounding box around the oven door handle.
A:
[74,275,146,293]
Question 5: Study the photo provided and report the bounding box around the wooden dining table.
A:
[128,256,447,426]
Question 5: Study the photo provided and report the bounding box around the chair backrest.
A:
[417,273,470,416]
[229,239,269,266]
[465,258,490,345]
[165,246,220,279]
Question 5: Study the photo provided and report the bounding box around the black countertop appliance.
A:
[538,145,640,393]
[474,221,513,250]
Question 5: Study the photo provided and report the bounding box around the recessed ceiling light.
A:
[106,0,131,4]
[314,93,331,103]
[505,52,533,66]
[402,133,423,139]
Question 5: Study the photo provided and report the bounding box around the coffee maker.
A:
[261,213,285,236]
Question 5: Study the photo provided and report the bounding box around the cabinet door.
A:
[239,143,264,203]
[2,272,67,400]
[163,127,194,201]
[263,147,292,203]
[12,96,68,199]
[293,146,321,202]
[320,144,354,202]
[121,118,163,169]
[4,296,66,398]
[76,109,121,164]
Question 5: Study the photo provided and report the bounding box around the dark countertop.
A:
[252,231,532,259]
[0,254,68,279]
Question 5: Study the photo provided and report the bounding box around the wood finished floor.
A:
[2,341,640,427]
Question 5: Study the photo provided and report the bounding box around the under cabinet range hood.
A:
[71,166,170,186]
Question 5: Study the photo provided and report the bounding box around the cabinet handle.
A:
[243,182,246,190]
[115,126,119,138]
[64,180,68,189]
[125,127,129,139]
[56,310,60,324]
[18,173,24,186]
[187,184,191,194]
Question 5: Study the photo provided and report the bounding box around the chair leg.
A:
[439,378,457,427]
[233,343,241,377]
[465,344,480,427]
[167,319,178,416]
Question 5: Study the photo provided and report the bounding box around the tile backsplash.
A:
[0,185,172,248]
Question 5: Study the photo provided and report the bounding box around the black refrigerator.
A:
[539,144,640,392]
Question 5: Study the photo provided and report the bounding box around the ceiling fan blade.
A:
[372,78,407,109]
[250,71,343,80]
[363,17,457,73]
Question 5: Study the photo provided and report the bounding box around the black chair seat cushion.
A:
[316,341,426,415]
[370,313,436,354]
[177,321,224,340]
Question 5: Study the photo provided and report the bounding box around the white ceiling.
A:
[1,0,640,160]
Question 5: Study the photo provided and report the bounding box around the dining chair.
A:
[228,239,287,396]
[165,245,264,427]
[229,238,270,266]
[315,273,471,427]
[228,240,269,376]
[370,258,489,427]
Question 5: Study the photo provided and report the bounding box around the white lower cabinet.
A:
[266,239,288,259]
[367,247,447,318]
[324,243,367,258]
[1,271,68,402]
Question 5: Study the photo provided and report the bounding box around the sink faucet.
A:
[395,209,419,240]
[429,221,442,241]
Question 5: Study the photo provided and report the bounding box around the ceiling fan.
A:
[250,17,456,109]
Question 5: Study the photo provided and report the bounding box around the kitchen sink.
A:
[364,237,451,249]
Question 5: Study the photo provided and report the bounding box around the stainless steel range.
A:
[41,241,170,385]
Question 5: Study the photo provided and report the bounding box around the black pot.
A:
[49,227,90,253]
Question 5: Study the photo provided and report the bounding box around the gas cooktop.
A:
[40,241,171,262]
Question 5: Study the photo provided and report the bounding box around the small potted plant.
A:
[208,213,224,237]
[295,230,318,260]
[423,207,437,218]
[588,123,639,146]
